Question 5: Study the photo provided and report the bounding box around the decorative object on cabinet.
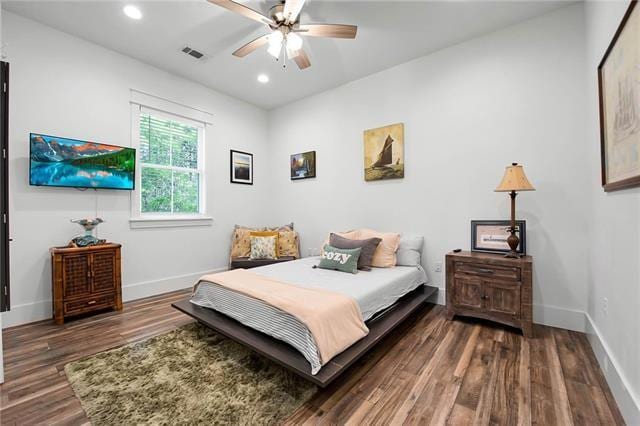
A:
[70,218,105,247]
[446,250,533,338]
[290,151,316,180]
[230,150,253,185]
[598,0,640,192]
[50,243,122,324]
[471,220,526,256]
[494,163,535,258]
[364,123,404,181]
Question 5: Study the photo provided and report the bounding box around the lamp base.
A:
[504,229,520,259]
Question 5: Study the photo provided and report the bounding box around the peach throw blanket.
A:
[196,269,369,365]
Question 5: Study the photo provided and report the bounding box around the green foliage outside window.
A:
[139,113,201,214]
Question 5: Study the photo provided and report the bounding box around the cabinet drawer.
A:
[64,294,115,315]
[455,262,521,281]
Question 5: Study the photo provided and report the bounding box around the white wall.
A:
[269,4,589,329]
[584,1,640,423]
[1,11,270,327]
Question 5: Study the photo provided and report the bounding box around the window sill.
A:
[129,216,213,229]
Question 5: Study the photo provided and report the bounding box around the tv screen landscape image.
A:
[29,133,135,190]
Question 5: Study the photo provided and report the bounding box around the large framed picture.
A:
[363,123,404,181]
[230,150,253,185]
[290,151,316,180]
[598,0,640,192]
[471,220,527,255]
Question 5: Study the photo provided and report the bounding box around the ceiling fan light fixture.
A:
[267,30,284,58]
[287,32,303,51]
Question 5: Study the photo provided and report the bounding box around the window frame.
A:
[129,103,212,229]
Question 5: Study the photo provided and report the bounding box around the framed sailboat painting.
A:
[290,151,316,180]
[598,0,640,192]
[364,123,404,181]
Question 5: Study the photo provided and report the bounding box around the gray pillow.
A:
[318,244,361,274]
[396,235,424,266]
[329,233,382,271]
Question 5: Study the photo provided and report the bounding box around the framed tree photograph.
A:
[598,0,640,192]
[471,220,527,255]
[290,151,316,180]
[230,150,253,185]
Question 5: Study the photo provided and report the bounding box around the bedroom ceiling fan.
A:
[208,0,358,70]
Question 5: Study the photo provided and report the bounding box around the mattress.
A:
[190,257,428,374]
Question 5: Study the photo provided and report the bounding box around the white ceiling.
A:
[2,0,571,109]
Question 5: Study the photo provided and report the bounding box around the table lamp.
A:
[495,163,535,258]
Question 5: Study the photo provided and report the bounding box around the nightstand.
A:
[445,251,533,337]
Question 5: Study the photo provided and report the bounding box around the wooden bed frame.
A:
[172,284,438,388]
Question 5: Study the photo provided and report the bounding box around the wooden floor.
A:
[0,290,624,426]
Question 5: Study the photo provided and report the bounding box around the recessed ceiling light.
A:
[123,5,142,20]
[257,74,269,83]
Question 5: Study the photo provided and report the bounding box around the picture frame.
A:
[471,220,527,255]
[363,123,404,181]
[597,0,640,192]
[290,151,316,180]
[230,150,253,185]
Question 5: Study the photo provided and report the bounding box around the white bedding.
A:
[248,257,428,320]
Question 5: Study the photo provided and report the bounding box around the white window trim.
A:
[129,101,212,229]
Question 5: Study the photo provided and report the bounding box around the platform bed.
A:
[172,284,437,387]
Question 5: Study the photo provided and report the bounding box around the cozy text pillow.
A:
[329,233,381,271]
[318,244,361,274]
[249,235,278,260]
[357,228,401,268]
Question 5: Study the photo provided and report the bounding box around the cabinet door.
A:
[62,254,91,298]
[484,281,521,317]
[91,250,116,293]
[453,276,483,310]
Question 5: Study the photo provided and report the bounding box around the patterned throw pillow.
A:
[230,228,252,258]
[250,231,280,257]
[278,230,300,258]
[318,244,361,274]
[250,235,278,260]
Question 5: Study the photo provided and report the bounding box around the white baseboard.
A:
[0,268,226,328]
[585,313,640,425]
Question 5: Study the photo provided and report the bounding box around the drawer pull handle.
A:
[87,300,97,305]
[477,268,494,274]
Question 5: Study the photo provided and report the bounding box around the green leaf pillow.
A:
[318,244,361,274]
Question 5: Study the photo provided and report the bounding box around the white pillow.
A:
[396,235,424,266]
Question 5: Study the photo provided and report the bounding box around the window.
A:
[139,112,203,214]
[130,98,211,228]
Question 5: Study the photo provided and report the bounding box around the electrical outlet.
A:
[602,297,609,317]
[307,248,317,257]
[434,262,442,273]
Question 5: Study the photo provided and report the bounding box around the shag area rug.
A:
[64,322,317,425]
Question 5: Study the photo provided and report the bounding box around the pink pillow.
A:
[357,229,400,268]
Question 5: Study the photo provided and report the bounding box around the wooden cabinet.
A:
[51,243,122,324]
[446,251,532,337]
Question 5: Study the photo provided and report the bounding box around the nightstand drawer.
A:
[455,262,521,281]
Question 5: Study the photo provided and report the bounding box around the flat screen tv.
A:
[29,133,136,190]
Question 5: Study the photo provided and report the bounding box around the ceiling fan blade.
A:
[283,0,306,24]
[293,48,311,70]
[296,24,357,39]
[232,34,270,57]
[208,0,274,26]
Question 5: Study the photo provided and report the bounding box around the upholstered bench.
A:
[229,256,296,270]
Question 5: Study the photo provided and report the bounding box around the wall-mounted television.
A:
[29,133,136,190]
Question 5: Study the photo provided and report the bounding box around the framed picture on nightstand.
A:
[471,220,527,255]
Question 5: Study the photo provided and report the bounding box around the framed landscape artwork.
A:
[598,0,640,192]
[290,151,316,180]
[230,150,253,185]
[364,123,404,181]
[471,220,527,255]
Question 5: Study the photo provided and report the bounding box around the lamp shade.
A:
[495,163,536,192]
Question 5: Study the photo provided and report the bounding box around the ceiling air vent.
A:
[181,46,205,59]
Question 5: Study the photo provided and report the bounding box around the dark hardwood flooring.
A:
[0,290,624,425]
